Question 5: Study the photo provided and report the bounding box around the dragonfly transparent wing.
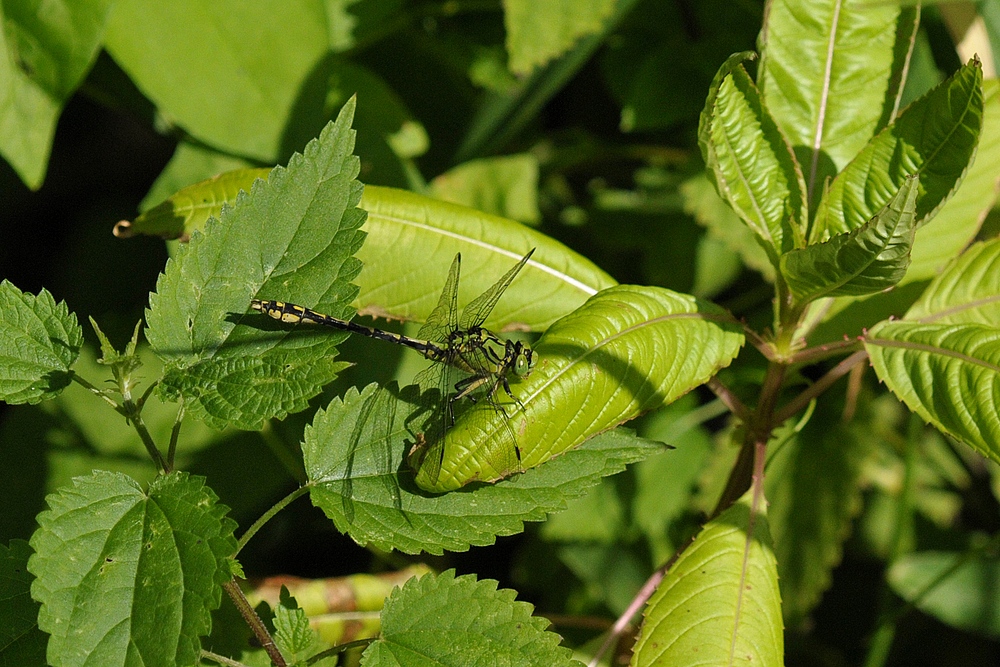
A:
[417,253,461,344]
[458,249,534,331]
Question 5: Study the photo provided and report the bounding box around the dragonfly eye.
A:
[515,347,534,377]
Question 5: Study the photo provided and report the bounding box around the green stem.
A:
[237,486,310,555]
[200,649,250,667]
[167,397,185,470]
[222,579,286,667]
[72,373,168,472]
[306,638,378,665]
[773,350,869,424]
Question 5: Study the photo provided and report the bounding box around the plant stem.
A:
[223,579,286,667]
[773,350,869,424]
[236,486,310,555]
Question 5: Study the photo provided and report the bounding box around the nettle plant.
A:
[3,8,999,667]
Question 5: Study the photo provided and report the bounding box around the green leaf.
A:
[360,570,579,667]
[698,52,807,261]
[0,0,114,188]
[123,171,617,333]
[631,489,783,666]
[104,0,328,162]
[272,588,330,665]
[813,59,983,239]
[0,540,46,667]
[759,0,909,180]
[888,550,1000,637]
[304,383,662,555]
[781,174,919,304]
[905,236,1000,326]
[429,154,540,224]
[356,186,617,332]
[503,0,616,75]
[864,236,1000,464]
[145,101,363,430]
[904,79,1000,285]
[0,281,83,405]
[140,143,256,216]
[864,322,1000,465]
[28,471,237,667]
[126,168,269,240]
[766,395,869,624]
[415,285,744,491]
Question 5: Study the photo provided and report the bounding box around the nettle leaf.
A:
[813,59,983,240]
[781,175,918,304]
[28,471,237,667]
[759,0,908,179]
[865,236,1000,464]
[0,281,83,404]
[0,540,46,666]
[304,383,661,555]
[416,285,745,492]
[146,100,364,430]
[360,570,578,667]
[698,51,807,262]
[631,489,783,666]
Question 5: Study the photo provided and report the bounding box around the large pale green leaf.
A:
[813,59,983,240]
[888,550,1000,637]
[124,174,616,333]
[105,0,327,162]
[698,52,807,262]
[503,0,616,75]
[0,0,114,188]
[781,175,918,304]
[414,285,745,492]
[28,471,237,667]
[631,489,783,667]
[304,382,662,555]
[361,570,578,667]
[0,281,83,405]
[356,186,616,331]
[758,0,907,187]
[145,101,363,430]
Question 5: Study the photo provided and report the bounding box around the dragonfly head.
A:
[511,342,535,378]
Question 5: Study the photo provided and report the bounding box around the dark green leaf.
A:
[146,100,364,430]
[304,383,661,555]
[28,471,237,667]
[699,52,807,260]
[781,174,919,304]
[0,281,83,405]
[360,570,579,667]
[814,59,983,239]
[0,540,46,667]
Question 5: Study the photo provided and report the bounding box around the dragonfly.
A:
[250,248,536,485]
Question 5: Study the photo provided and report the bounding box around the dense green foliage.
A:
[3,2,1000,666]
